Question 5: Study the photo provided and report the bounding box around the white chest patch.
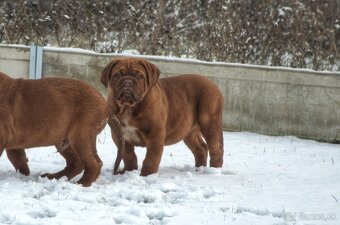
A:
[121,118,140,144]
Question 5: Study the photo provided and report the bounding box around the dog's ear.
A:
[101,59,119,88]
[139,59,160,87]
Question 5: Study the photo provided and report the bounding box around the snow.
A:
[278,7,293,16]
[278,8,285,17]
[0,126,339,225]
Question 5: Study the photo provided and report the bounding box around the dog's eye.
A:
[114,73,123,78]
[134,72,143,79]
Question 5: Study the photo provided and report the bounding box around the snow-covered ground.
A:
[0,126,339,225]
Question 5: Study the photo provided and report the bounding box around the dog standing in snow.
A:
[101,57,224,176]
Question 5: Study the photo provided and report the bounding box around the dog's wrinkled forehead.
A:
[101,57,160,89]
[111,59,146,75]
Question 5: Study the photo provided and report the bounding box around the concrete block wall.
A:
[0,44,339,142]
[0,45,30,79]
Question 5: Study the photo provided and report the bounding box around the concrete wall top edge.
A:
[41,48,340,88]
[33,45,340,77]
[0,44,30,50]
[1,44,339,76]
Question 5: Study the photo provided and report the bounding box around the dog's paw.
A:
[40,172,63,180]
[112,169,126,175]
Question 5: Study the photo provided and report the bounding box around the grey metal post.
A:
[29,45,36,79]
[29,45,43,79]
[35,46,43,79]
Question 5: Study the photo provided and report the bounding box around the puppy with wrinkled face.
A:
[0,72,107,187]
[101,57,224,176]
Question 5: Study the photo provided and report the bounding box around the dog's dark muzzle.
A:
[115,79,139,102]
[121,90,135,101]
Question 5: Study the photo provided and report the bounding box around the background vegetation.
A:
[0,0,339,71]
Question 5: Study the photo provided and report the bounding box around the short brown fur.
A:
[101,58,224,176]
[0,72,107,186]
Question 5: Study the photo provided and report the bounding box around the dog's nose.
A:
[123,79,133,87]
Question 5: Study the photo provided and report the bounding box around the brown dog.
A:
[0,72,107,186]
[101,58,224,176]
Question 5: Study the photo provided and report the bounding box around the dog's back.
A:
[0,73,107,149]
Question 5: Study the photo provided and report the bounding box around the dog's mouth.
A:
[121,90,134,100]
[113,78,144,107]
[115,89,139,106]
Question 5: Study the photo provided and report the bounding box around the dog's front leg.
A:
[141,143,164,176]
[141,131,165,176]
[122,143,138,172]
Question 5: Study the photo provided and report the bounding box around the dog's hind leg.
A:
[41,143,84,180]
[184,127,208,167]
[198,96,224,168]
[6,149,30,175]
[199,120,224,167]
[72,135,102,187]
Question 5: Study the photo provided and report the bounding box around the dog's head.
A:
[101,57,160,107]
